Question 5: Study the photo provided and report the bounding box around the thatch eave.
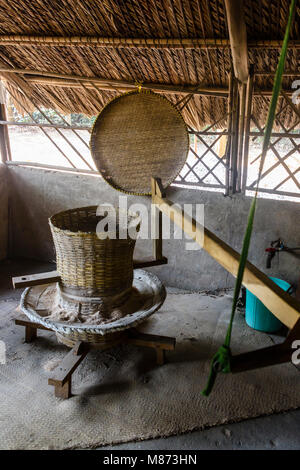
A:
[0,0,298,129]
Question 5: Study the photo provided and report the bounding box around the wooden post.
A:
[48,342,89,399]
[24,325,37,343]
[218,134,227,159]
[225,71,234,196]
[230,78,240,193]
[156,349,165,366]
[224,0,249,84]
[237,82,247,192]
[241,71,254,192]
[0,101,11,162]
[151,177,165,261]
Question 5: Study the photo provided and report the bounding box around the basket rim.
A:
[20,269,166,336]
[49,204,140,238]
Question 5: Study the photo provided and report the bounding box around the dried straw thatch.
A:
[0,0,299,129]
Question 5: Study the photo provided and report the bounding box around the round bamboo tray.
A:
[90,90,189,195]
[20,270,166,342]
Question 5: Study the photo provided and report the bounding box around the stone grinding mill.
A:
[13,90,190,398]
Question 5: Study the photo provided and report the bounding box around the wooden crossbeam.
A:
[0,35,299,49]
[151,178,300,330]
[127,329,176,350]
[12,271,61,288]
[0,67,228,98]
[48,343,89,388]
[12,257,168,289]
[231,318,300,372]
[0,67,295,97]
[15,317,175,397]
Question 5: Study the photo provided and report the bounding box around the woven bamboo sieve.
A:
[49,206,139,305]
[90,90,189,195]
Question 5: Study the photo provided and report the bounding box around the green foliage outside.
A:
[8,102,96,127]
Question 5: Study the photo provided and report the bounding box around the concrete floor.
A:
[1,259,299,451]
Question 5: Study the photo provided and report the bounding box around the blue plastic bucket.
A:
[245,277,291,333]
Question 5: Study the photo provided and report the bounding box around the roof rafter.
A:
[0,35,298,49]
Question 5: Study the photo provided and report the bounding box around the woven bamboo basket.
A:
[49,205,139,317]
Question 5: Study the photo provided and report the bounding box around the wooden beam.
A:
[0,36,231,49]
[15,317,51,332]
[224,0,249,83]
[249,39,300,49]
[0,104,8,162]
[237,82,247,191]
[25,76,295,97]
[255,71,300,76]
[231,317,300,372]
[12,271,60,288]
[133,257,168,268]
[151,178,166,261]
[0,67,295,97]
[12,256,168,289]
[48,342,89,398]
[230,77,239,193]
[151,179,300,329]
[127,329,176,350]
[6,160,98,174]
[0,83,11,162]
[0,35,298,49]
[241,71,254,192]
[0,68,228,97]
[0,120,90,131]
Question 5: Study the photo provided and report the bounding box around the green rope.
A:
[202,0,297,397]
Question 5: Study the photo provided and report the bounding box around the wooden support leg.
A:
[15,317,51,342]
[25,325,37,343]
[48,341,89,399]
[127,329,175,366]
[54,379,71,399]
[156,348,165,366]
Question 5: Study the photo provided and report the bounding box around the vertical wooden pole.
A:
[25,325,37,343]
[151,177,165,260]
[230,78,239,193]
[0,102,11,162]
[218,134,227,158]
[237,82,247,192]
[225,71,234,196]
[224,0,249,84]
[241,70,254,192]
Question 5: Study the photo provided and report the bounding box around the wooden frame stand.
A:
[150,177,300,373]
[15,317,175,399]
[12,176,300,391]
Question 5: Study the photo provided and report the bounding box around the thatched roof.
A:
[0,0,299,129]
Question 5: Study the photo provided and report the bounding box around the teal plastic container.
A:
[245,277,291,333]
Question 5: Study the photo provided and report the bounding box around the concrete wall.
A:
[0,164,8,260]
[8,165,300,290]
